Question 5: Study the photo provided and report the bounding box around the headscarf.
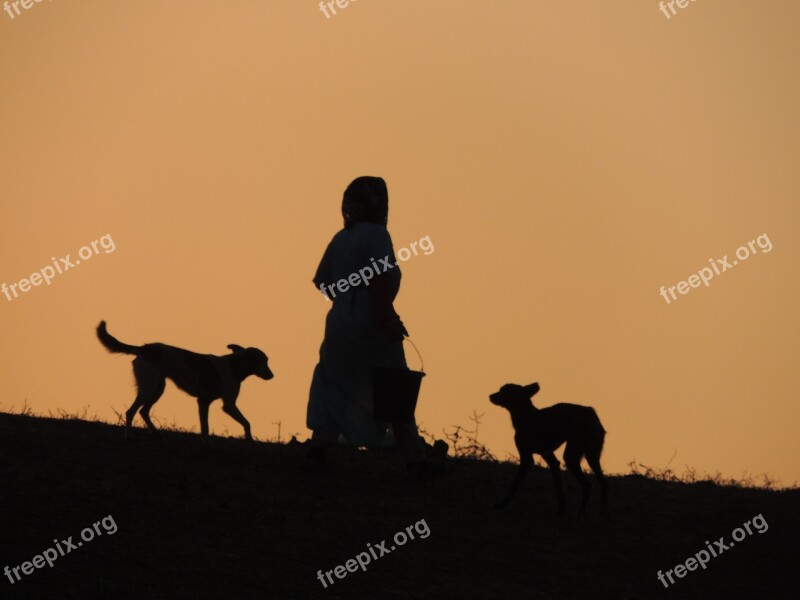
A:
[342,176,388,228]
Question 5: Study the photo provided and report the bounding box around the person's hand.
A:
[384,316,408,342]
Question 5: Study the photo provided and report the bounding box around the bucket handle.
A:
[404,337,424,373]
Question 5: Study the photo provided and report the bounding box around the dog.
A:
[96,321,273,441]
[490,382,607,514]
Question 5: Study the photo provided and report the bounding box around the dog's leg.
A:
[197,399,212,441]
[542,452,566,515]
[585,449,607,512]
[138,379,166,436]
[222,397,252,441]
[127,359,162,439]
[125,398,144,439]
[139,406,159,436]
[564,445,591,515]
[494,455,532,509]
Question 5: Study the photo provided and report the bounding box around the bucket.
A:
[373,338,425,424]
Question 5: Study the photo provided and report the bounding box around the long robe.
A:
[307,221,406,446]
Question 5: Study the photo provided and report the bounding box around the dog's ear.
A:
[523,382,540,397]
[227,344,245,353]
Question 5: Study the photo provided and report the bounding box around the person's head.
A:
[342,176,388,228]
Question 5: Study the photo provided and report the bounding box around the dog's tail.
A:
[96,321,140,355]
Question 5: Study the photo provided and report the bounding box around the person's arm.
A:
[363,225,407,340]
[313,241,334,297]
[368,273,408,341]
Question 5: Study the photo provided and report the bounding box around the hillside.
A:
[0,412,797,599]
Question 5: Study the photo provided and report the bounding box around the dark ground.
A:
[0,412,797,599]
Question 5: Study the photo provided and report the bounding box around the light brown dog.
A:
[97,321,273,441]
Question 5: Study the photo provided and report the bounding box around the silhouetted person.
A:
[306,176,445,480]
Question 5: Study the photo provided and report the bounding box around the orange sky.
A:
[1,0,798,485]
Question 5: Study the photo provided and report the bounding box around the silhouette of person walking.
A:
[306,176,444,479]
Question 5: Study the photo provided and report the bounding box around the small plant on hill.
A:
[627,454,782,490]
[420,410,498,462]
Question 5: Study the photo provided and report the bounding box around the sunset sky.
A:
[1,1,798,485]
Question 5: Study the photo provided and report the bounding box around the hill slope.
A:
[0,412,797,599]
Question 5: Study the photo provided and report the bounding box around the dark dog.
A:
[97,321,273,441]
[490,382,607,514]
